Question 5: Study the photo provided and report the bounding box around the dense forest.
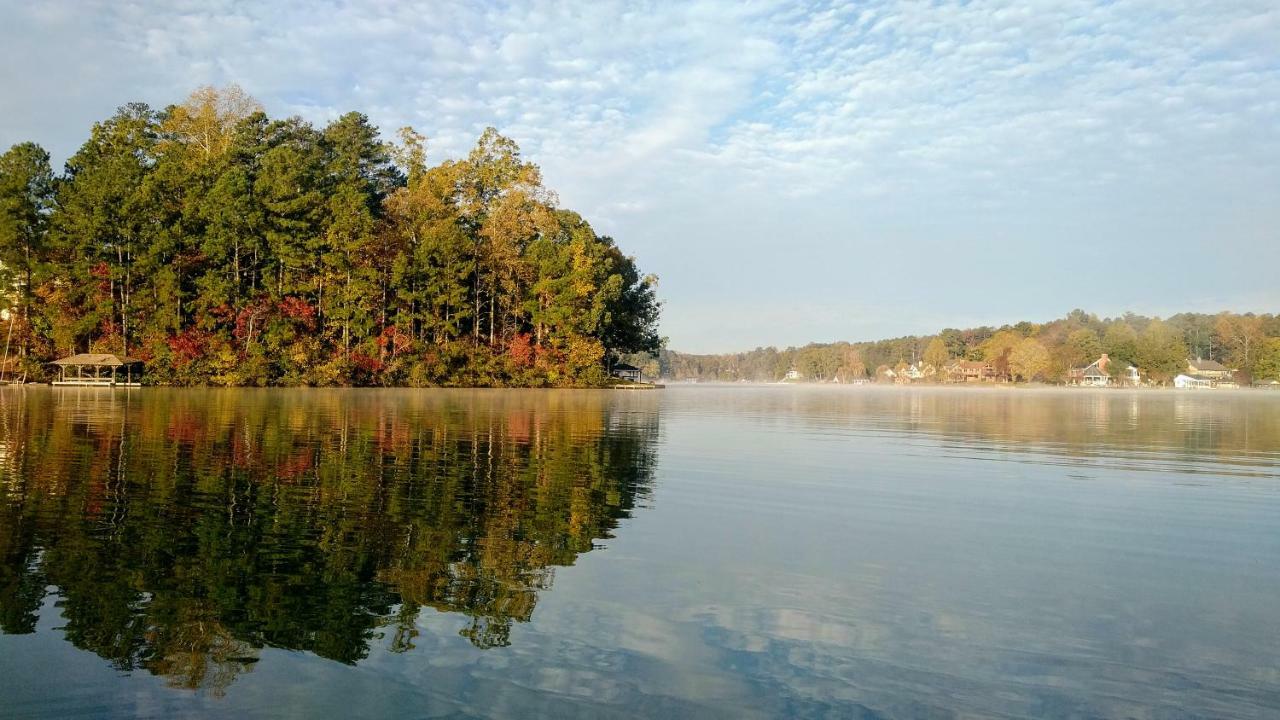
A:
[634,310,1280,385]
[0,86,660,386]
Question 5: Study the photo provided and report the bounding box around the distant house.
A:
[944,360,994,383]
[1069,357,1111,387]
[1186,358,1232,380]
[1254,378,1280,389]
[902,362,935,381]
[1068,354,1138,387]
[611,362,642,383]
[1182,357,1236,387]
[1174,374,1212,389]
[784,368,801,381]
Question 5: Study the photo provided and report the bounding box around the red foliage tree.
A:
[167,328,212,367]
[508,332,535,368]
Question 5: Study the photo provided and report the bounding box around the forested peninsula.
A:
[0,86,660,387]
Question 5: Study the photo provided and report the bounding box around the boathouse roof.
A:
[52,353,144,367]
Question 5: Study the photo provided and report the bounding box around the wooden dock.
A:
[51,380,142,387]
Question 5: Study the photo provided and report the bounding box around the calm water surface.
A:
[1,385,1278,719]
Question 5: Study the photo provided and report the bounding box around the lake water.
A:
[1,385,1278,719]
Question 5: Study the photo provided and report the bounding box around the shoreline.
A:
[3,382,1273,394]
[655,381,1279,393]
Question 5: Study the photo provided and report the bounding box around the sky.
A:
[1,0,1277,353]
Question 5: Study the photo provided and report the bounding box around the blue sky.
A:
[1,0,1276,352]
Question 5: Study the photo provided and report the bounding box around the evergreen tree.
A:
[0,142,54,365]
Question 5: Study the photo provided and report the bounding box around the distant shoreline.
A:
[655,381,1279,393]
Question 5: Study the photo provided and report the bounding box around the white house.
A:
[1069,354,1139,387]
[1174,374,1212,389]
[903,363,936,381]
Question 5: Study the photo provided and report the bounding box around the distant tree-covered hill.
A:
[632,310,1280,385]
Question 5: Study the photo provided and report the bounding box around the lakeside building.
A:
[1182,357,1238,388]
[1174,374,1213,389]
[51,354,144,386]
[784,368,801,381]
[902,362,936,382]
[1067,354,1139,387]
[1186,358,1232,380]
[611,363,643,383]
[944,360,995,383]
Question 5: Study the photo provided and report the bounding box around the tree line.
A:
[640,310,1280,385]
[0,85,660,386]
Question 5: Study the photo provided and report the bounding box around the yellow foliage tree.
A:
[1009,337,1050,382]
[162,84,262,161]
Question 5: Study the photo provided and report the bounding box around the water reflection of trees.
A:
[0,388,658,694]
[895,390,1280,474]
[741,387,1280,477]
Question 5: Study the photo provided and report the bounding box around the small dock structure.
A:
[611,362,643,383]
[51,354,143,387]
[609,361,663,389]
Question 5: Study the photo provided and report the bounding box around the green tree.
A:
[1134,319,1187,385]
[1253,338,1280,382]
[53,103,161,356]
[0,142,54,363]
[1063,328,1102,368]
[938,328,966,358]
[1102,322,1139,366]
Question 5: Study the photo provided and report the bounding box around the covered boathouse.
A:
[51,354,144,387]
[611,362,643,383]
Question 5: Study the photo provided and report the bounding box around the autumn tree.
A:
[1216,313,1264,373]
[0,89,661,387]
[981,330,1021,380]
[1009,337,1050,382]
[922,337,949,371]
[163,84,263,161]
[837,345,866,381]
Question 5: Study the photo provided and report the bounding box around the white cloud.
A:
[1,0,1276,351]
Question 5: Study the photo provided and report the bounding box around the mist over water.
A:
[1,386,1278,718]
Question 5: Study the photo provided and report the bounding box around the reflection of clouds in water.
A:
[580,590,1279,718]
[2,387,1279,718]
[641,388,1280,717]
